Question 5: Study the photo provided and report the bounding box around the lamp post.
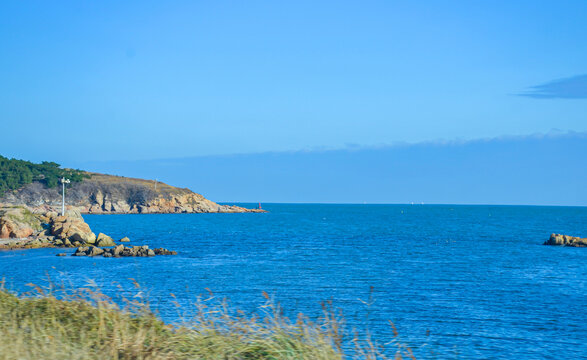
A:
[60,177,70,216]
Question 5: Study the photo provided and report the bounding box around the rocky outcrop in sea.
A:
[544,233,587,247]
[72,244,177,257]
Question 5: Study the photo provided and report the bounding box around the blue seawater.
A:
[0,204,586,359]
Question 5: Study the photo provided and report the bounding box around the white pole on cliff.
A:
[60,177,70,216]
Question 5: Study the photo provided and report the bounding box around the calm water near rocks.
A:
[1,204,585,359]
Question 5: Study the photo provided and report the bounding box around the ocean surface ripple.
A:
[1,204,585,359]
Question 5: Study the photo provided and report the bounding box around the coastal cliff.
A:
[1,172,263,214]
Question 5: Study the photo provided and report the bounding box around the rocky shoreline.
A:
[0,205,177,256]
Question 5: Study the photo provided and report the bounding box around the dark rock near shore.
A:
[73,245,177,257]
[544,233,587,247]
[153,248,178,255]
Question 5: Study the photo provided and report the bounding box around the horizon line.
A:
[218,202,587,208]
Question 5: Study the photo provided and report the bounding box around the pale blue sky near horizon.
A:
[1,1,586,204]
[69,132,587,206]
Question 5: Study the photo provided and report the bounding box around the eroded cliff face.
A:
[1,173,264,214]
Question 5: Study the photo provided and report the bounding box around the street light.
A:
[60,177,70,216]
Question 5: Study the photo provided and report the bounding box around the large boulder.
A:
[49,211,96,244]
[544,234,587,247]
[0,206,42,239]
[112,244,124,256]
[88,246,104,256]
[96,233,116,247]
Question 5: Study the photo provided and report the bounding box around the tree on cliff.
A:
[0,156,88,194]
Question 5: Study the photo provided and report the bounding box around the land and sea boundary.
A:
[0,156,264,253]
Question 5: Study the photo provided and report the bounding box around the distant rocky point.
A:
[544,233,587,247]
[1,172,265,214]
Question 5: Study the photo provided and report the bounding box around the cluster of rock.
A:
[0,206,111,249]
[544,233,587,247]
[72,244,177,257]
[2,172,266,214]
[0,205,178,257]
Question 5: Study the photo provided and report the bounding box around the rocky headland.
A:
[1,172,265,215]
[544,233,587,247]
[0,160,264,256]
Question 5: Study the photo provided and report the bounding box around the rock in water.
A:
[153,248,178,255]
[88,246,105,256]
[544,233,587,247]
[49,211,96,244]
[73,246,89,256]
[71,244,177,257]
[96,233,116,247]
[113,244,124,257]
[120,237,130,242]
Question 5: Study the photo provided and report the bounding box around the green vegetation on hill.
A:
[0,155,88,193]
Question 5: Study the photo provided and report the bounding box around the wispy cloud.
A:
[519,74,587,99]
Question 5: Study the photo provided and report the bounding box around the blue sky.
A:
[1,1,586,204]
[72,132,587,206]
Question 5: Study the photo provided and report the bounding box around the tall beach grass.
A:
[0,280,417,360]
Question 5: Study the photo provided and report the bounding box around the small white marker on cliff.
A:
[60,177,70,216]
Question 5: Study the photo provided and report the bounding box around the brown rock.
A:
[73,246,89,256]
[113,244,124,256]
[0,206,42,239]
[96,233,115,247]
[50,212,96,244]
[544,233,587,247]
[88,246,104,256]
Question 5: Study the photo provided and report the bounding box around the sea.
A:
[0,204,585,359]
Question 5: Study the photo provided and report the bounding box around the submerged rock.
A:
[544,233,587,247]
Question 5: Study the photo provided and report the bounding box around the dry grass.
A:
[0,281,416,360]
[85,173,191,195]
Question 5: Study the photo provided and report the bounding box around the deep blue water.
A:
[0,204,586,359]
